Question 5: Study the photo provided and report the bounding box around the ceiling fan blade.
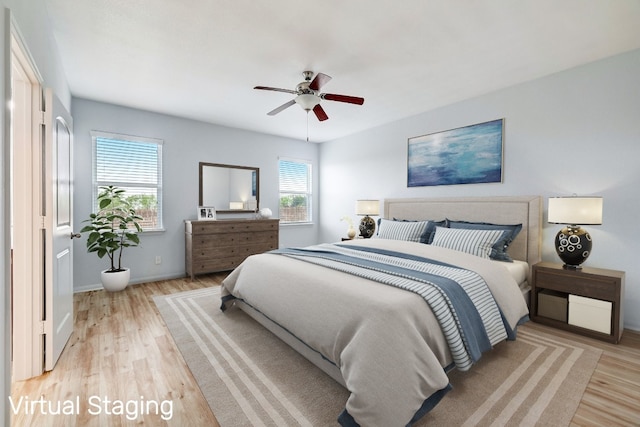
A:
[309,73,332,91]
[267,99,296,116]
[312,104,329,121]
[255,86,298,95]
[322,93,365,105]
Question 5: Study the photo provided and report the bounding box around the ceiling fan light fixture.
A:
[295,93,319,111]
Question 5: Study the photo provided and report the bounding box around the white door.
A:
[44,90,74,371]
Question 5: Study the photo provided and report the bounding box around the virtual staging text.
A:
[9,395,173,421]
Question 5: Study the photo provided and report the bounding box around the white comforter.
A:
[221,239,529,426]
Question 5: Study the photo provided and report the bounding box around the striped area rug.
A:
[154,286,602,426]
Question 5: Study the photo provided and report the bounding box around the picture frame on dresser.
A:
[198,206,216,220]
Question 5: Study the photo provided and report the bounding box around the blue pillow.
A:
[445,220,523,262]
[423,219,446,244]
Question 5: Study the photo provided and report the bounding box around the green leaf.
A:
[99,198,112,209]
[87,232,100,245]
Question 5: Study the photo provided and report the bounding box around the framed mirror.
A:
[199,162,259,213]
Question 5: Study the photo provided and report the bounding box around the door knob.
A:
[70,232,82,239]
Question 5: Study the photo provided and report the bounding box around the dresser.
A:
[185,219,279,279]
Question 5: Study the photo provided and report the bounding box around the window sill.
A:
[280,222,314,227]
[141,228,166,234]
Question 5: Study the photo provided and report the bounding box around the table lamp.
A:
[356,199,379,238]
[548,196,603,269]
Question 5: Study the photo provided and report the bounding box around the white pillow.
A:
[431,226,504,259]
[375,218,430,242]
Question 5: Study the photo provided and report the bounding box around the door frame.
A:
[9,18,46,381]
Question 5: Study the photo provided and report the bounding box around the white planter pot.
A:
[101,268,130,292]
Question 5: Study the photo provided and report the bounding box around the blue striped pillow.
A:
[446,220,522,262]
[431,226,504,259]
[375,218,430,242]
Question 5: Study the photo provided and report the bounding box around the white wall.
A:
[72,98,319,290]
[319,49,640,331]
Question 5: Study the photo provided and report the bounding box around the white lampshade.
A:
[548,197,603,225]
[295,94,320,111]
[356,200,380,216]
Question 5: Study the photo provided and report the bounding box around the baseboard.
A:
[73,283,103,293]
[73,272,188,293]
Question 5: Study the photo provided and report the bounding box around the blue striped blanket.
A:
[273,243,510,371]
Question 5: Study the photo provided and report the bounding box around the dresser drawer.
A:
[193,231,277,249]
[192,256,247,274]
[192,242,276,261]
[189,220,278,235]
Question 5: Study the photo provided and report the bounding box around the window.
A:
[278,158,312,224]
[91,131,163,231]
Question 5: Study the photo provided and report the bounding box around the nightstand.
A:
[531,262,625,343]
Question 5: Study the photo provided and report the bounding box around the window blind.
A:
[278,158,312,224]
[279,159,311,193]
[92,131,164,231]
[96,137,160,185]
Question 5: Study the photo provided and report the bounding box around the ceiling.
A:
[43,0,640,143]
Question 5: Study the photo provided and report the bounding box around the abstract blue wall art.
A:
[407,119,504,187]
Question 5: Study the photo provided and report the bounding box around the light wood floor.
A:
[11,275,640,426]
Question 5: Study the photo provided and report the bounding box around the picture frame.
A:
[197,206,216,220]
[407,118,504,187]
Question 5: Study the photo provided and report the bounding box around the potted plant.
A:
[80,185,143,291]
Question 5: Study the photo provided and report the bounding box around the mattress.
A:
[499,259,529,285]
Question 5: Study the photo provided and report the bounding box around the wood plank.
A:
[10,274,640,426]
[11,274,224,426]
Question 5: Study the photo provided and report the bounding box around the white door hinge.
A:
[40,216,46,229]
[40,110,45,125]
[39,321,46,335]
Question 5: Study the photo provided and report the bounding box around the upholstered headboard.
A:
[384,196,542,266]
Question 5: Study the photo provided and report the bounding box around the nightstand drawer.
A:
[535,270,615,301]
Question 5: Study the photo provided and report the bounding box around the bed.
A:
[221,196,542,426]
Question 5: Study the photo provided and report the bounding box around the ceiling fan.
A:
[254,71,364,122]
